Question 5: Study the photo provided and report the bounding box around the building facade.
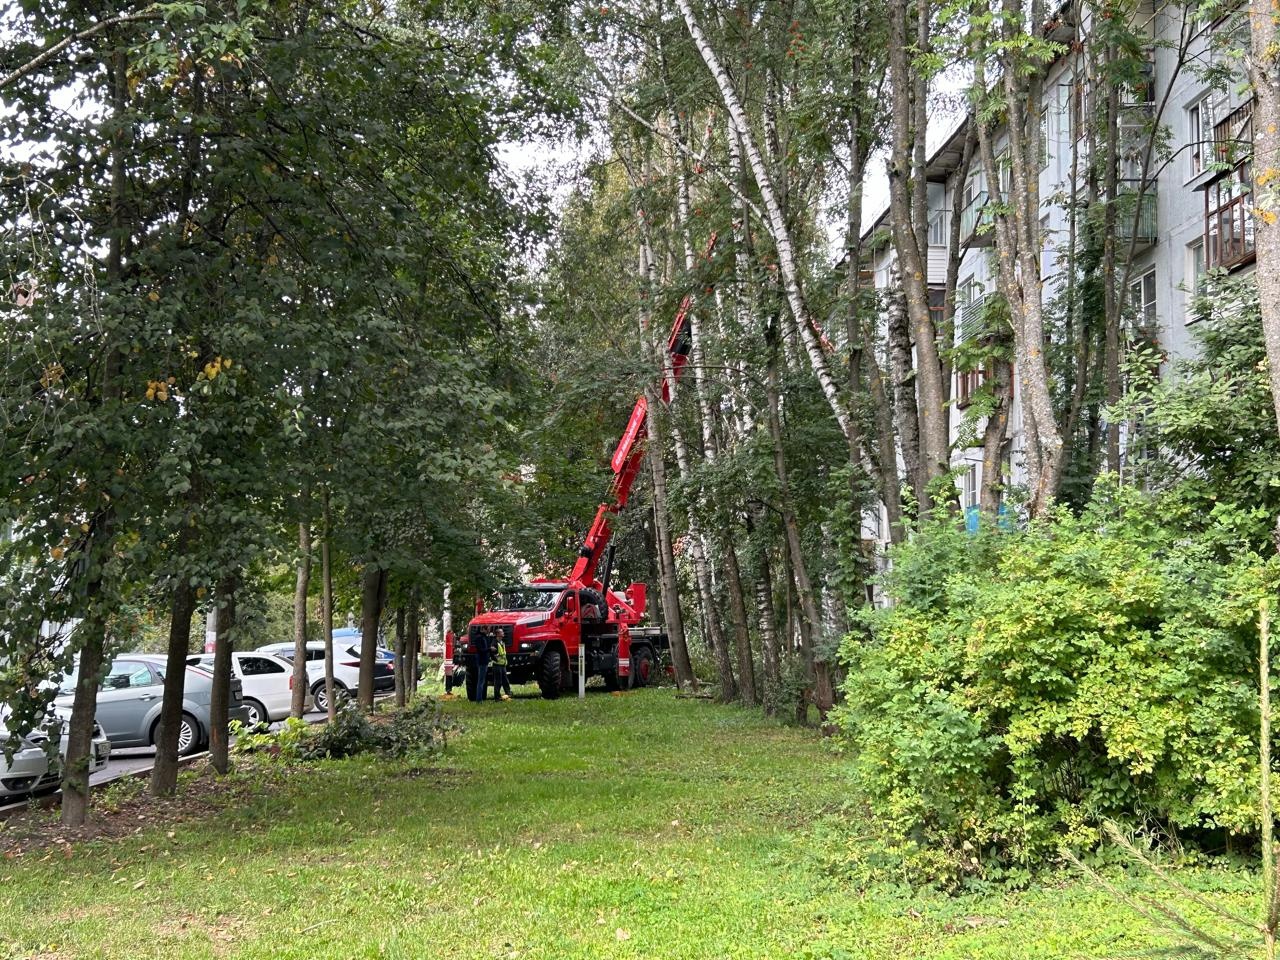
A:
[861,3,1252,549]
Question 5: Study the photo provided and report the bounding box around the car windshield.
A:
[497,587,560,611]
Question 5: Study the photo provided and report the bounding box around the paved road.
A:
[88,708,332,787]
[1,709,334,814]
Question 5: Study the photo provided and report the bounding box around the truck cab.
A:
[453,580,664,699]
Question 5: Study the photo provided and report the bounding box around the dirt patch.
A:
[0,757,308,860]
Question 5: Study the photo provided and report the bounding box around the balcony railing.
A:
[960,191,993,245]
[1116,181,1157,247]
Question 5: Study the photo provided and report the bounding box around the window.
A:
[1129,269,1157,334]
[962,466,979,511]
[928,286,946,332]
[1187,95,1211,178]
[101,660,156,691]
[1186,240,1207,323]
[239,655,285,676]
[927,208,949,247]
[956,365,990,408]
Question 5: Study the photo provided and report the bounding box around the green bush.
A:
[834,482,1278,887]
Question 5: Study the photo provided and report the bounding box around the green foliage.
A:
[1113,273,1280,550]
[234,700,455,762]
[835,482,1280,887]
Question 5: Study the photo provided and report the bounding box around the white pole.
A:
[578,641,586,700]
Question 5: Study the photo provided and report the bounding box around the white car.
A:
[186,652,304,727]
[0,707,110,799]
[253,641,388,712]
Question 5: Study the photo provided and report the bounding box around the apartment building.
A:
[860,3,1253,546]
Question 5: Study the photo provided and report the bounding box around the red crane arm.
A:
[568,234,715,584]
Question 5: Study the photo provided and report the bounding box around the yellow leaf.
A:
[148,291,159,302]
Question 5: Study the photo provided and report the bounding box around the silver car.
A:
[0,708,110,799]
[55,654,250,756]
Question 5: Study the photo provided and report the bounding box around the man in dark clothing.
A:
[471,627,490,702]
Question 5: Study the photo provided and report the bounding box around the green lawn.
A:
[0,688,1262,959]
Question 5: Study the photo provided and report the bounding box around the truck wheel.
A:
[464,668,478,702]
[538,648,565,700]
[632,646,654,688]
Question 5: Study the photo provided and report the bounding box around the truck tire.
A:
[632,645,654,689]
[464,668,478,702]
[538,647,565,700]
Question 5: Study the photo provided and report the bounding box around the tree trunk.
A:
[209,574,237,776]
[150,572,196,796]
[752,532,782,716]
[60,589,108,827]
[406,596,420,703]
[394,604,407,708]
[358,562,384,712]
[61,45,129,829]
[291,515,311,718]
[720,528,757,705]
[886,273,923,507]
[979,357,1013,516]
[322,487,337,721]
[970,6,1064,515]
[648,437,695,691]
[1102,40,1123,474]
[1248,1,1280,500]
[765,334,829,718]
[887,0,950,490]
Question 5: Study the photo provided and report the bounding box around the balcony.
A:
[960,192,994,247]
[1116,181,1157,250]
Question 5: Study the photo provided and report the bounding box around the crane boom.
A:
[567,234,715,585]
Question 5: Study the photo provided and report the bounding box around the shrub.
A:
[834,482,1278,887]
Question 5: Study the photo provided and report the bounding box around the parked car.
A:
[0,708,110,799]
[55,654,250,756]
[186,652,305,727]
[254,641,395,712]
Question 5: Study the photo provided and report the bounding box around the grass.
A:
[0,686,1263,959]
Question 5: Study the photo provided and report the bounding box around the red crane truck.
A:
[452,256,711,700]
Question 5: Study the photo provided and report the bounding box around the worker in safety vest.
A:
[490,628,512,701]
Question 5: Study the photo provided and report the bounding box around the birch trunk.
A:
[676,0,856,447]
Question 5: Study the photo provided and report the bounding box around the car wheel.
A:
[312,681,347,713]
[243,699,269,730]
[150,712,201,756]
[177,713,200,756]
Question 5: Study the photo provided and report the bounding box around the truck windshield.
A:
[497,588,560,611]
